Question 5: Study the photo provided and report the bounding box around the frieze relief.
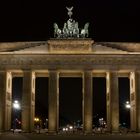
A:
[47,39,93,53]
[0,55,140,68]
[48,44,91,52]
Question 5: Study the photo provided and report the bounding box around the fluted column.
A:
[48,70,59,134]
[136,71,140,132]
[110,72,119,133]
[0,71,12,131]
[0,71,5,131]
[22,71,35,132]
[106,72,111,132]
[83,70,92,134]
[129,72,137,131]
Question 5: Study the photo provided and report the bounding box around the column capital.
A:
[84,69,93,72]
[48,70,60,75]
[48,69,58,71]
[109,71,118,74]
[23,69,33,73]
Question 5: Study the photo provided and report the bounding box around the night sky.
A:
[6,0,138,127]
[0,0,140,42]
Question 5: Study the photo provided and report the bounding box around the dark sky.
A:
[0,0,140,42]
[59,78,82,126]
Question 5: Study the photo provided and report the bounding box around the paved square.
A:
[0,133,140,140]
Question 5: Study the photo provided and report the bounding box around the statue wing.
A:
[66,6,73,12]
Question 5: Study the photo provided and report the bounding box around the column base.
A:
[84,130,93,135]
[111,130,120,134]
[48,131,58,135]
[136,128,140,133]
[0,130,5,133]
[22,129,34,133]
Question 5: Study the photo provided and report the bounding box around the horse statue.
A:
[54,23,62,38]
[73,22,79,38]
[80,22,89,38]
[62,23,69,38]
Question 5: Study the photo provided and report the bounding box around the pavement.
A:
[0,132,140,140]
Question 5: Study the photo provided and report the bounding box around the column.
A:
[136,71,140,132]
[109,72,119,133]
[0,71,6,131]
[130,72,137,131]
[83,70,92,134]
[22,71,35,132]
[106,72,111,132]
[48,70,59,134]
[0,71,12,131]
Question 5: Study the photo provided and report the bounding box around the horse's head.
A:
[74,22,78,28]
[84,22,89,29]
[54,23,58,29]
[63,23,67,28]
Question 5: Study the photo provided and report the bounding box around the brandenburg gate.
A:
[0,7,140,134]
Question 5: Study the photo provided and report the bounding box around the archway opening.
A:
[92,77,106,131]
[11,77,23,130]
[35,77,49,130]
[59,77,82,133]
[119,77,130,130]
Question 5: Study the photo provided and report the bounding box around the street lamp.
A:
[12,100,21,132]
[125,101,131,109]
[34,117,39,122]
[45,118,48,129]
[13,100,20,110]
[34,117,41,133]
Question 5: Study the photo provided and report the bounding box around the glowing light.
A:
[126,101,129,104]
[13,100,20,110]
[15,100,18,104]
[34,117,39,122]
[62,128,66,131]
[126,104,131,108]
[125,101,131,109]
[69,126,73,130]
